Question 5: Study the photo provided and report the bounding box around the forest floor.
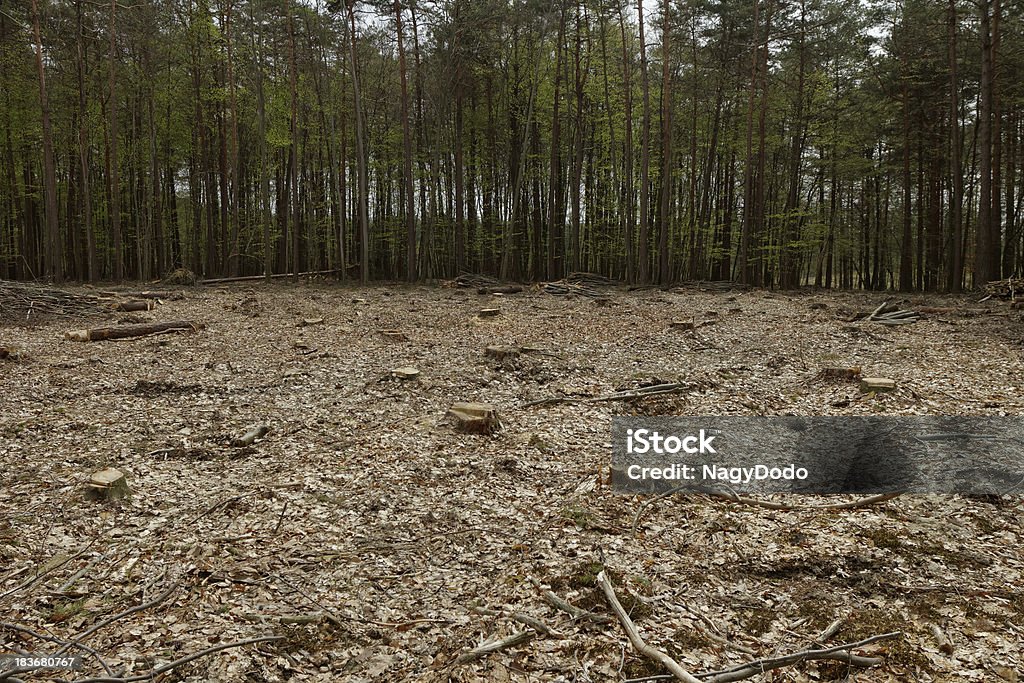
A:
[1,281,1022,683]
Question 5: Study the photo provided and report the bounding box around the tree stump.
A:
[391,366,420,380]
[448,402,501,434]
[478,308,501,318]
[85,468,130,501]
[860,377,896,393]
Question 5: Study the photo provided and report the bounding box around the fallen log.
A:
[66,320,204,342]
[109,300,157,312]
[200,269,341,285]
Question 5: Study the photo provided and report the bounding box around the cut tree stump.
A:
[299,317,324,327]
[391,366,420,380]
[669,320,695,331]
[860,377,896,393]
[448,402,501,434]
[485,345,521,361]
[478,308,501,318]
[65,320,203,342]
[85,468,130,501]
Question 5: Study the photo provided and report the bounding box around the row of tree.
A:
[1,0,1021,289]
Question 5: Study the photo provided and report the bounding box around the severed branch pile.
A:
[0,280,109,321]
[865,300,921,325]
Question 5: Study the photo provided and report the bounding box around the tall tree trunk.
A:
[346,3,370,283]
[617,4,634,284]
[108,0,122,280]
[395,0,417,281]
[975,0,995,285]
[738,0,761,284]
[947,0,963,291]
[637,0,651,283]
[31,0,61,281]
[288,1,300,279]
[76,0,96,281]
[656,0,671,284]
[547,8,566,280]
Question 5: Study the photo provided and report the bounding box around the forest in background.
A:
[0,0,1021,290]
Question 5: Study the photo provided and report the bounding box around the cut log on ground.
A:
[448,402,501,434]
[232,424,270,447]
[199,269,341,285]
[109,300,157,312]
[66,320,204,342]
[85,468,130,501]
[477,308,501,318]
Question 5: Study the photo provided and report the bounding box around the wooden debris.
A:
[815,366,862,382]
[0,280,109,321]
[448,402,501,434]
[928,623,954,655]
[985,277,1024,299]
[100,289,182,300]
[85,468,130,501]
[200,268,341,285]
[453,273,499,289]
[232,424,270,447]
[162,268,197,285]
[66,320,203,342]
[860,377,896,393]
[299,317,324,327]
[863,299,921,324]
[477,308,501,318]
[379,329,409,341]
[109,300,156,312]
[543,281,605,298]
[485,345,521,361]
[0,346,27,362]
[477,285,522,295]
[597,570,702,683]
[454,629,533,665]
[565,271,616,287]
[669,320,695,331]
[391,366,420,380]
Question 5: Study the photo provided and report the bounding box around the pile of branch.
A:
[543,281,606,298]
[454,273,499,289]
[674,280,752,293]
[866,300,921,325]
[565,272,616,287]
[985,277,1024,299]
[0,280,109,322]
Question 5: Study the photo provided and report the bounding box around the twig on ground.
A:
[632,490,900,534]
[471,606,562,638]
[596,570,702,683]
[623,632,900,683]
[454,630,534,665]
[67,635,284,683]
[529,576,613,624]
